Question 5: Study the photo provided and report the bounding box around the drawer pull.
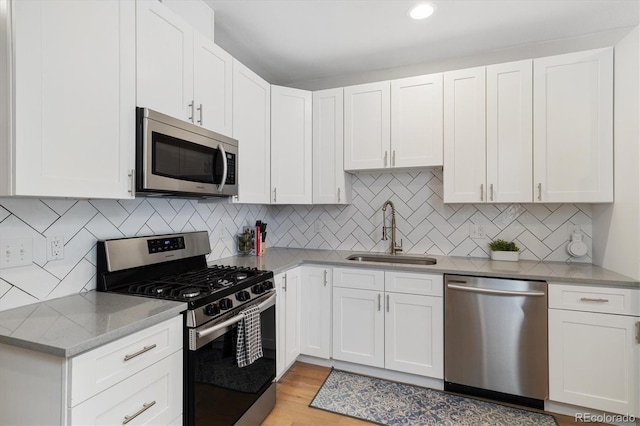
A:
[636,322,639,345]
[123,401,156,424]
[124,344,157,362]
[580,297,609,303]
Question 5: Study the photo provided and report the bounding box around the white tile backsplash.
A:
[0,169,592,311]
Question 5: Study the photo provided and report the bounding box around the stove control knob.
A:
[263,281,274,290]
[236,290,250,301]
[204,303,220,316]
[219,298,233,310]
[252,284,265,294]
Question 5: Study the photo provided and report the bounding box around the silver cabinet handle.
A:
[188,101,195,122]
[338,187,341,203]
[128,169,135,194]
[378,293,381,311]
[323,270,327,286]
[392,150,396,167]
[580,297,609,303]
[537,183,542,201]
[283,274,287,291]
[636,322,640,344]
[124,344,157,362]
[447,283,545,297]
[197,103,203,125]
[480,184,484,201]
[490,184,494,201]
[123,401,156,424]
[386,294,390,312]
[273,188,277,203]
[384,151,388,167]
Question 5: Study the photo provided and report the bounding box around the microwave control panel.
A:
[225,152,236,185]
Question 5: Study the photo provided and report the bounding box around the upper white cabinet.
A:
[161,0,215,41]
[444,60,533,203]
[344,76,443,171]
[533,48,613,203]
[443,66,487,203]
[313,88,351,204]
[391,74,443,168]
[344,81,391,170]
[232,59,271,204]
[1,0,136,199]
[136,0,232,136]
[271,85,312,204]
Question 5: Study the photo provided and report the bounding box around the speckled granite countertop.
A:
[213,247,640,288]
[0,291,186,358]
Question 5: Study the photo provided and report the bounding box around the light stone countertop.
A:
[213,247,640,288]
[0,291,186,358]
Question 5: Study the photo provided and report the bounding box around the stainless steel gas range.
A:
[97,231,276,426]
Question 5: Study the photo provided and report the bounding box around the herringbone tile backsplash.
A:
[0,170,591,311]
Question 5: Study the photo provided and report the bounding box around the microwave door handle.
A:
[217,143,228,192]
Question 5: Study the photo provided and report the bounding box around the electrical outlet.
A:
[0,238,33,269]
[314,220,324,233]
[47,236,64,261]
[469,223,485,239]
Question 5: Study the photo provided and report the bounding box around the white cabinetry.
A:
[444,60,532,203]
[1,0,135,199]
[232,59,271,204]
[332,267,443,378]
[275,268,301,378]
[300,266,332,359]
[313,88,351,204]
[548,284,639,416]
[161,0,215,41]
[533,48,613,203]
[137,0,232,136]
[271,85,312,204]
[0,316,183,425]
[344,76,443,171]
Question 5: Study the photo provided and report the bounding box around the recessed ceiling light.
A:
[409,3,436,20]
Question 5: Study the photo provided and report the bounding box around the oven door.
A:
[137,107,238,197]
[186,293,276,426]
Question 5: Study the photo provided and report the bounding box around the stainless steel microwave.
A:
[136,107,238,198]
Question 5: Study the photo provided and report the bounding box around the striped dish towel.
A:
[236,304,263,367]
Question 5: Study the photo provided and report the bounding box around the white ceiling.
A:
[203,0,639,87]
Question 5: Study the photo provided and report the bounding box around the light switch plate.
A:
[0,238,33,269]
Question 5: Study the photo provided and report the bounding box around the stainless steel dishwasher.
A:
[444,274,548,409]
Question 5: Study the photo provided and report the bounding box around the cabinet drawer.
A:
[68,350,182,425]
[549,284,640,315]
[384,271,443,296]
[69,316,183,407]
[333,267,384,291]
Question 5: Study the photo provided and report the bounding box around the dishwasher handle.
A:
[447,283,546,297]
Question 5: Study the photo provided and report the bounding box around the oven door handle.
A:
[196,293,276,340]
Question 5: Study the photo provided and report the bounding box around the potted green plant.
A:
[489,239,520,261]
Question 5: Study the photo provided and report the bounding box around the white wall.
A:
[592,25,640,280]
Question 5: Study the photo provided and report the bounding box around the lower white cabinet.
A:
[332,267,444,378]
[548,283,640,417]
[300,266,332,359]
[275,267,301,378]
[0,316,183,425]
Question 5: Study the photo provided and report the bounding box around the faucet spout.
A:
[381,200,402,255]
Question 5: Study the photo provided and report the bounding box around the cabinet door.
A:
[385,292,443,378]
[549,309,639,416]
[300,267,332,359]
[232,59,271,204]
[533,48,613,203]
[12,0,135,199]
[193,33,232,136]
[443,67,486,203]
[283,268,301,370]
[271,85,312,204]
[313,88,350,204]
[391,74,443,168]
[136,0,194,124]
[344,81,391,170]
[332,287,384,368]
[486,60,533,203]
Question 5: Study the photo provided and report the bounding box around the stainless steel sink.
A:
[346,253,437,266]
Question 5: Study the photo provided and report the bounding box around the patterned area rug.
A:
[309,369,558,426]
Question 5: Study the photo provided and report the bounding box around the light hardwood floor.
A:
[262,362,605,426]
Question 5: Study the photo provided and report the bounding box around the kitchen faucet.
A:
[381,200,403,255]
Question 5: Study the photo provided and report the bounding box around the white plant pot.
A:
[490,250,520,262]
